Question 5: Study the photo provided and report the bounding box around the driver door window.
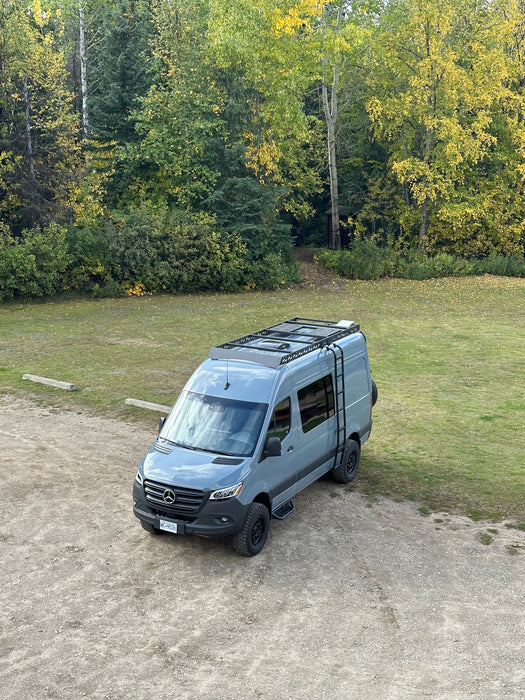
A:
[267,398,291,442]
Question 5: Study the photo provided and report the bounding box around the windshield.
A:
[159,391,268,457]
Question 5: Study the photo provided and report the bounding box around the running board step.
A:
[272,500,295,520]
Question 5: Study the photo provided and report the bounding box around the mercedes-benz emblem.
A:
[163,489,176,504]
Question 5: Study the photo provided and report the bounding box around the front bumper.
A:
[133,481,249,537]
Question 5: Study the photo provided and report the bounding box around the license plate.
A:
[159,519,178,534]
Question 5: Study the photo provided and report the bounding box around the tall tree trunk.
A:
[320,4,345,251]
[23,75,36,225]
[419,124,432,250]
[322,72,340,251]
[79,0,89,138]
[419,195,428,250]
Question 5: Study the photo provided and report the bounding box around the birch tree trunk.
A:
[79,0,89,137]
[23,75,36,224]
[321,71,341,250]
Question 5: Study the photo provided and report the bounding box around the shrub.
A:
[0,223,69,301]
[243,250,300,290]
[66,207,247,296]
[64,204,300,298]
[317,239,396,280]
[470,254,525,277]
[104,206,249,294]
[316,241,524,281]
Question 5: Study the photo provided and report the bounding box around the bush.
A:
[95,205,299,295]
[105,206,250,294]
[243,249,300,290]
[0,223,69,301]
[18,204,299,300]
[469,254,525,277]
[316,240,525,281]
[66,207,245,295]
[317,239,397,280]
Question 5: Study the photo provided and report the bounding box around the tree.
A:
[209,1,372,248]
[367,0,517,253]
[315,2,370,249]
[86,0,153,206]
[127,0,225,208]
[209,0,325,223]
[0,0,81,233]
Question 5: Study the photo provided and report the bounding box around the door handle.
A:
[287,445,295,452]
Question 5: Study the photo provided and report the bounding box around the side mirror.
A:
[158,416,166,434]
[264,436,282,458]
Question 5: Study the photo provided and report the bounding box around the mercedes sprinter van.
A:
[133,318,377,556]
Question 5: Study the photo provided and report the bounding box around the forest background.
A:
[1,0,524,301]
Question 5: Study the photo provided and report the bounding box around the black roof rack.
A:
[208,317,360,368]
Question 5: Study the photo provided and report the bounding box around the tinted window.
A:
[298,375,335,433]
[267,398,291,441]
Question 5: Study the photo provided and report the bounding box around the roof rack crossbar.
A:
[284,317,339,326]
[209,318,360,368]
[222,332,312,352]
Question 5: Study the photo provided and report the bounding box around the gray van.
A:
[133,318,377,556]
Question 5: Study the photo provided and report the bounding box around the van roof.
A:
[209,317,360,369]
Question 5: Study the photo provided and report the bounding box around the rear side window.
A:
[267,398,291,441]
[298,375,335,433]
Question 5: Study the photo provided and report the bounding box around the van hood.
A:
[140,440,247,491]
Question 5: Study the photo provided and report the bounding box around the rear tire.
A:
[332,439,360,483]
[233,503,270,557]
[140,520,161,535]
[371,379,378,407]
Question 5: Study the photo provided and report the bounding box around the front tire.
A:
[233,502,270,557]
[332,439,360,483]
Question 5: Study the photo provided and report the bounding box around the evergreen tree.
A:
[0,0,81,233]
[90,0,152,146]
[128,0,225,208]
[88,0,153,205]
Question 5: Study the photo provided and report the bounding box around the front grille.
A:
[144,479,206,515]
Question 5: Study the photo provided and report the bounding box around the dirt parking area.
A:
[1,395,524,699]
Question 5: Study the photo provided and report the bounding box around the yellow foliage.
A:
[272,0,323,37]
[125,282,150,297]
[246,132,281,179]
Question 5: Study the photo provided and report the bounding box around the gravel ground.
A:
[1,396,524,700]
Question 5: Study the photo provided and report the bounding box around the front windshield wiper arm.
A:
[159,439,243,457]
[183,445,241,457]
[159,437,202,452]
[173,442,201,451]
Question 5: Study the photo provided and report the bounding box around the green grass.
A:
[1,275,524,519]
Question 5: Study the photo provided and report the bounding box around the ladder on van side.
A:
[327,344,347,470]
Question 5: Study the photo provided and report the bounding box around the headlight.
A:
[135,470,144,485]
[209,482,243,500]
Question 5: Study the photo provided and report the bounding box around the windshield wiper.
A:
[173,441,201,451]
[161,439,243,457]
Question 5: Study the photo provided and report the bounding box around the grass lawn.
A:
[1,272,524,521]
